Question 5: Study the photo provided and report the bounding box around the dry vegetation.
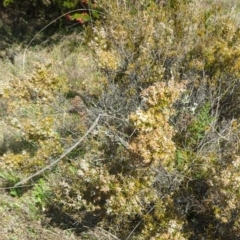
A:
[1,0,240,239]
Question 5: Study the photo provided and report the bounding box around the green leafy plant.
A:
[31,178,50,211]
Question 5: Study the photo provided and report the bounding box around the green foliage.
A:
[31,178,50,211]
[181,103,214,149]
[0,169,20,186]
[62,0,78,9]
[3,0,13,7]
[188,103,212,144]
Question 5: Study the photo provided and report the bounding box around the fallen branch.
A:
[14,114,102,187]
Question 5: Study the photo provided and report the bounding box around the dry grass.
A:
[1,33,96,82]
[0,187,117,239]
[0,190,77,240]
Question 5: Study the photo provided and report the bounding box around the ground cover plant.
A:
[1,0,240,239]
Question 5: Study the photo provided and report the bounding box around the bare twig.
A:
[125,205,155,240]
[14,114,103,187]
[0,184,35,190]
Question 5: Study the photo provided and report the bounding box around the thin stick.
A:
[0,184,35,190]
[14,114,102,187]
[125,205,155,240]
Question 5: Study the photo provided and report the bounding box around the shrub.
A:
[47,0,240,238]
[49,79,186,239]
[3,0,240,239]
[0,64,69,174]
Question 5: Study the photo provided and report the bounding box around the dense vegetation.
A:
[1,0,240,239]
